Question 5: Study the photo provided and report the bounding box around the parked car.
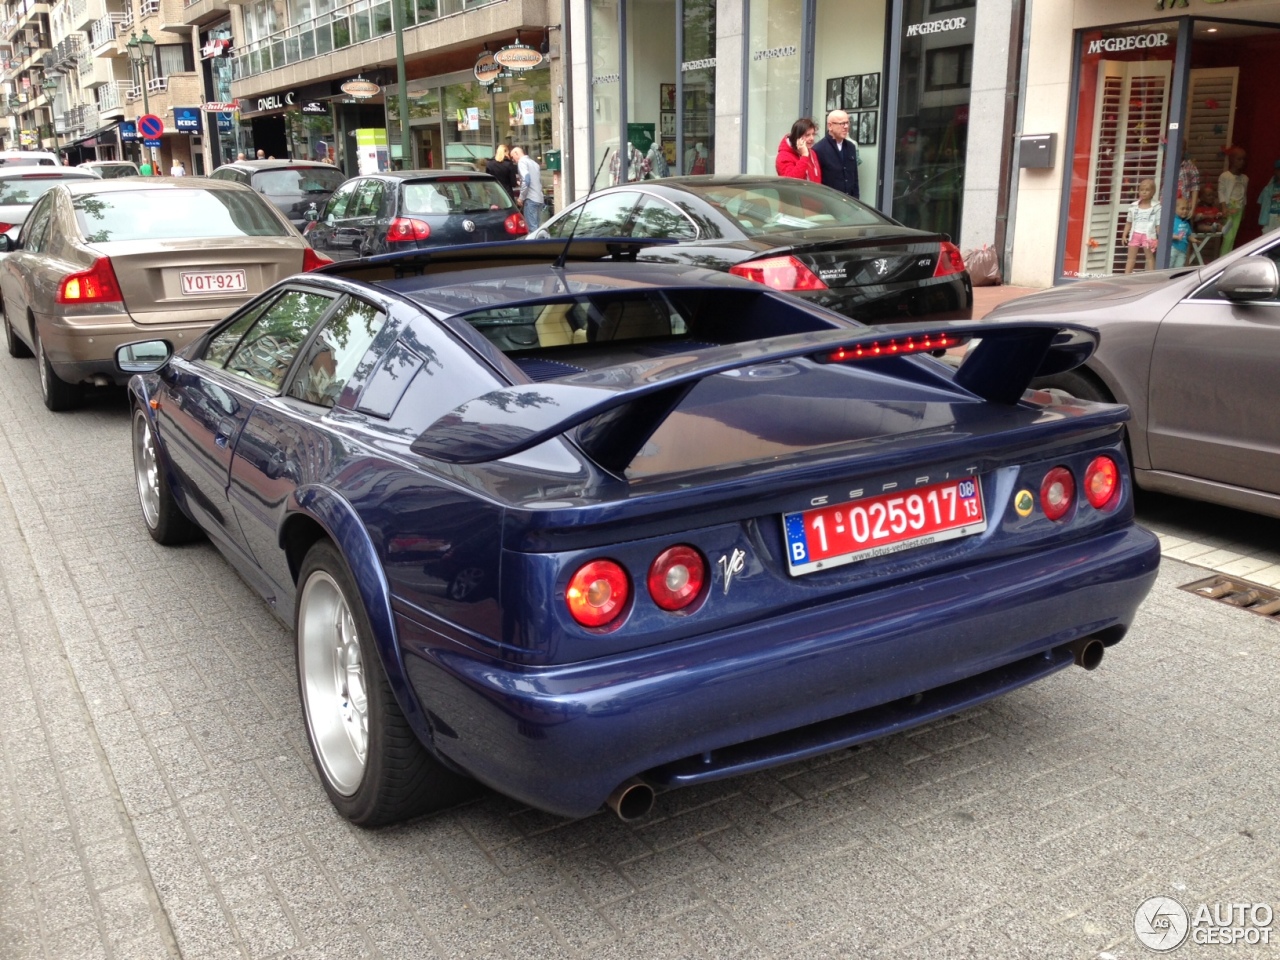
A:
[304,170,527,261]
[530,176,972,323]
[80,160,141,179]
[988,229,1280,520]
[0,177,331,410]
[0,149,61,167]
[0,167,100,246]
[116,238,1157,827]
[209,159,348,229]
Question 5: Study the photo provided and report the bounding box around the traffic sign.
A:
[138,114,164,139]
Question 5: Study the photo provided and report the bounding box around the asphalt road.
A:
[1,365,1277,960]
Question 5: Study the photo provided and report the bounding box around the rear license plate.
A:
[180,269,247,296]
[783,477,986,576]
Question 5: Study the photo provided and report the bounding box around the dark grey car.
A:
[304,171,527,261]
[209,159,347,229]
[988,229,1280,518]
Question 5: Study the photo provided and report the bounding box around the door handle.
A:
[215,417,237,447]
[264,450,285,480]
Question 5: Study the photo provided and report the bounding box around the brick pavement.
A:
[2,340,1278,960]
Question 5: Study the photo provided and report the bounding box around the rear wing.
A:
[410,320,1098,474]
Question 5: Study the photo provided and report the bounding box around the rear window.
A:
[72,189,291,242]
[402,179,513,215]
[251,167,346,196]
[696,181,891,235]
[0,173,88,205]
[0,156,56,167]
[93,164,138,179]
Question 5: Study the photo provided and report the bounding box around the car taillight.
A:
[387,217,430,243]
[729,255,828,292]
[933,241,966,278]
[302,220,316,235]
[504,212,528,236]
[0,222,12,233]
[301,248,332,271]
[647,545,706,612]
[55,257,122,304]
[1084,456,1119,509]
[1039,466,1075,521]
[823,332,969,363]
[565,560,629,628]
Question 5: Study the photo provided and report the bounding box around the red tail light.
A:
[566,560,630,627]
[647,545,706,612]
[387,217,431,243]
[0,222,12,233]
[824,332,969,363]
[1039,466,1075,521]
[504,212,528,236]
[301,247,332,271]
[934,241,966,277]
[1084,456,1119,509]
[56,257,122,304]
[729,255,828,292]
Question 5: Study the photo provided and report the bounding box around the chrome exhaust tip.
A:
[605,777,655,822]
[1071,637,1105,671]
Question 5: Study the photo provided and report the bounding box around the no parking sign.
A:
[138,114,164,139]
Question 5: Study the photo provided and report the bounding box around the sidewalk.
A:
[973,283,1041,317]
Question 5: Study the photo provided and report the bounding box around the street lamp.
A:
[127,30,156,167]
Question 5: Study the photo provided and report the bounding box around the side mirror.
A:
[115,339,173,374]
[304,204,319,222]
[1216,256,1279,302]
[0,234,12,253]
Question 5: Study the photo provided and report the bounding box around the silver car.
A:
[988,228,1280,518]
[0,167,100,246]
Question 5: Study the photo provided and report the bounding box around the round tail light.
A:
[1084,456,1119,509]
[647,545,707,611]
[1039,466,1075,521]
[565,560,629,627]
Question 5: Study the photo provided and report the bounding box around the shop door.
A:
[1078,59,1171,275]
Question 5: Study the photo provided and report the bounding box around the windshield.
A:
[93,164,138,179]
[251,167,346,196]
[403,179,514,215]
[0,173,88,205]
[73,189,291,242]
[696,182,892,235]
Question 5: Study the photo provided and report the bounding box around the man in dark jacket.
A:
[811,110,859,200]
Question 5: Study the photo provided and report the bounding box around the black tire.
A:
[132,406,202,545]
[35,329,80,411]
[1032,368,1112,404]
[4,312,31,358]
[296,540,476,826]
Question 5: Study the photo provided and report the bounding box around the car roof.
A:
[59,176,254,196]
[81,160,136,167]
[217,159,337,171]
[349,170,501,183]
[0,168,97,180]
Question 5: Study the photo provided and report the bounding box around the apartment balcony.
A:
[181,0,229,28]
[69,0,102,32]
[78,52,119,87]
[89,11,127,55]
[4,3,50,43]
[94,76,127,116]
[135,0,192,32]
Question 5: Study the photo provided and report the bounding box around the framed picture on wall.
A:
[861,73,881,109]
[858,110,878,146]
[662,139,677,165]
[842,75,860,111]
[825,78,841,113]
[660,112,675,137]
[660,83,676,112]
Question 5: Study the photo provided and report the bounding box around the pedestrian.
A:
[485,145,519,199]
[812,110,860,199]
[256,149,266,159]
[775,117,821,183]
[511,146,544,231]
[236,151,247,161]
[170,159,186,177]
[139,157,153,176]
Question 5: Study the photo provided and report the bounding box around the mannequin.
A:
[685,142,707,175]
[645,141,669,179]
[609,141,647,184]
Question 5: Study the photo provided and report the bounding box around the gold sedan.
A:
[0,177,332,410]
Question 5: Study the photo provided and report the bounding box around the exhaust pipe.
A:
[1069,637,1105,671]
[605,778,655,822]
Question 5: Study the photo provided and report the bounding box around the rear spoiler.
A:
[410,320,1098,474]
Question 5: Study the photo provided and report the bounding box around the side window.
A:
[574,192,642,236]
[543,203,582,239]
[325,180,359,220]
[21,194,55,253]
[288,297,387,407]
[203,294,279,367]
[351,179,385,219]
[630,196,698,240]
[223,290,336,390]
[210,168,232,181]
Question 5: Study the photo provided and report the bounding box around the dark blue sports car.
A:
[119,239,1159,826]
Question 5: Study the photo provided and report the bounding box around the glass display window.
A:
[745,0,803,175]
[680,0,715,176]
[590,0,623,188]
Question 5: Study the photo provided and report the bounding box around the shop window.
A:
[590,0,622,188]
[681,0,715,176]
[745,0,803,175]
[925,45,970,91]
[624,0,675,181]
[812,0,884,204]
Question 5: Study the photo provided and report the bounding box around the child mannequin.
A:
[1218,147,1248,254]
[1193,183,1225,262]
[1169,196,1192,268]
[1124,178,1160,273]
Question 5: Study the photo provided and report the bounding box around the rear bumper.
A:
[399,524,1159,817]
[40,316,212,385]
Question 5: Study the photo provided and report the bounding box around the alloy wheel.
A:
[132,412,162,530]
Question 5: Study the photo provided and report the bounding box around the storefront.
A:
[570,0,1010,249]
[199,24,239,169]
[1014,3,1280,285]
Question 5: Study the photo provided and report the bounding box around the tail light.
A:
[824,332,969,363]
[1039,466,1075,521]
[566,559,630,628]
[55,257,122,304]
[0,222,12,233]
[301,248,332,271]
[387,217,431,243]
[504,212,528,236]
[302,220,316,235]
[730,255,828,292]
[1084,456,1119,509]
[647,545,706,612]
[933,241,966,278]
